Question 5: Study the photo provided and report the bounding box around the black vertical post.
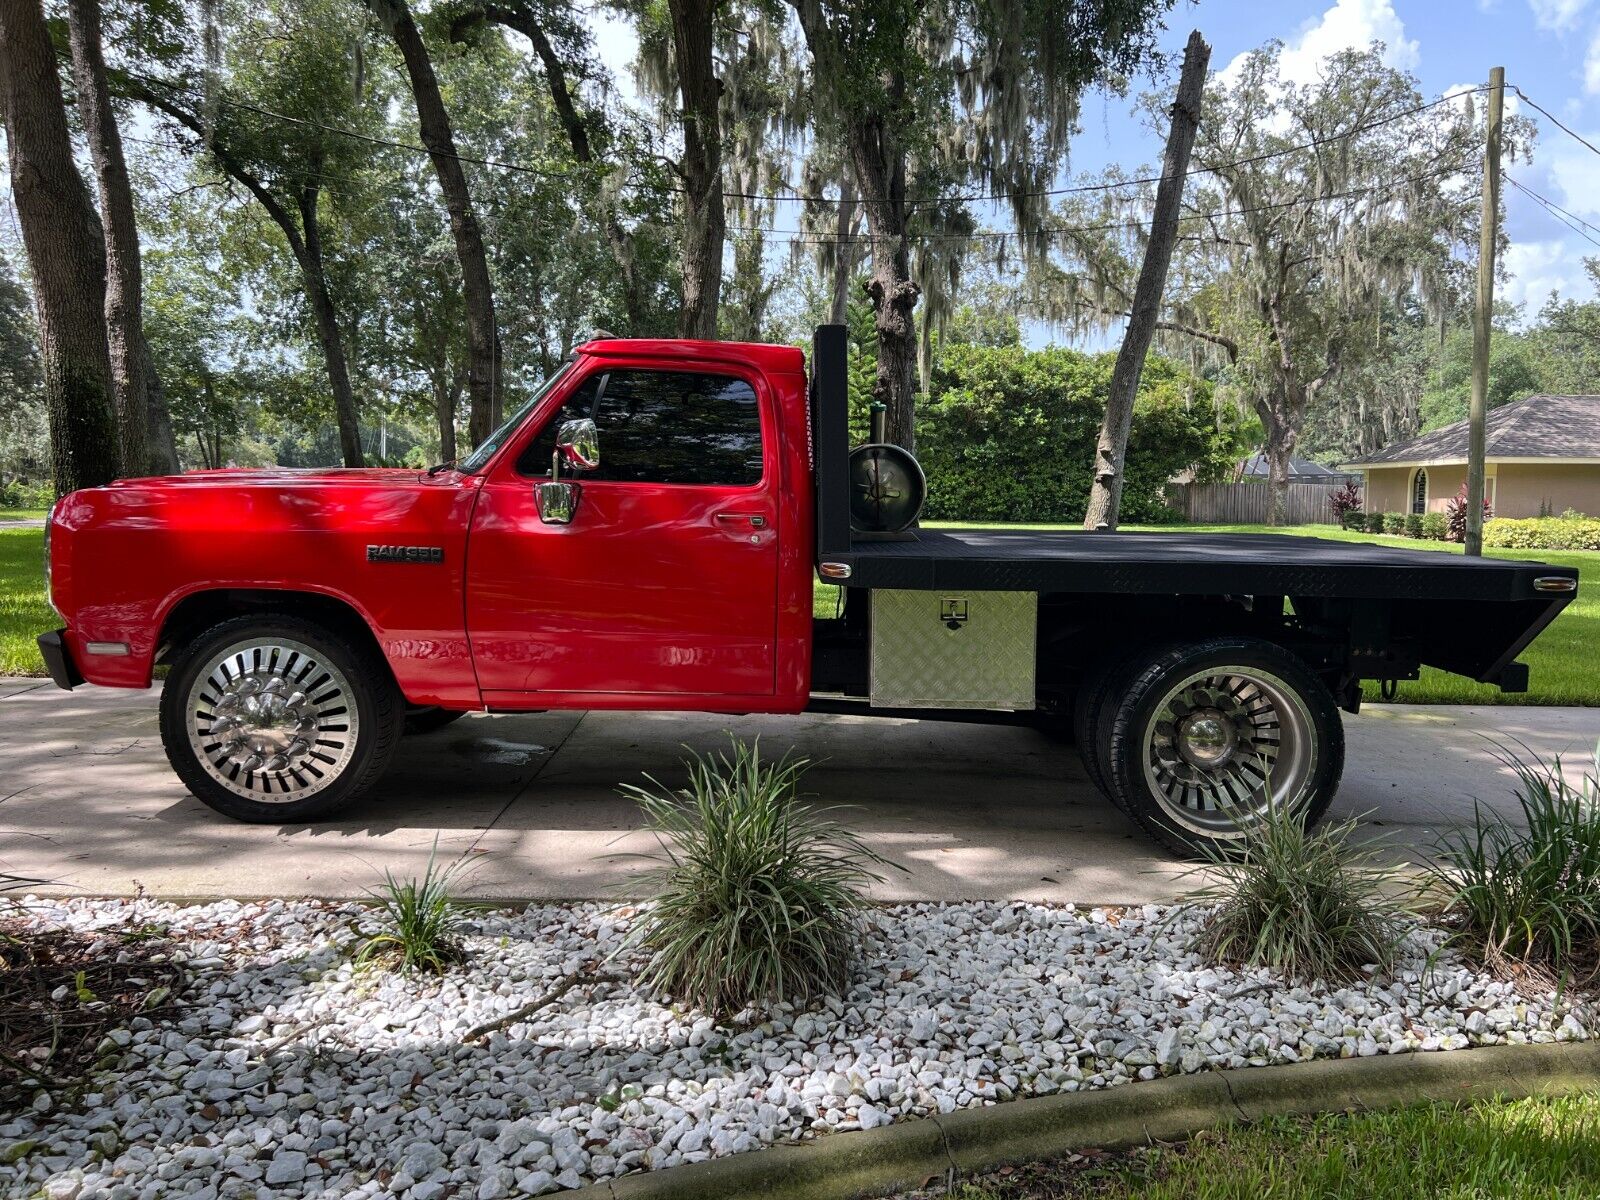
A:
[812,323,851,557]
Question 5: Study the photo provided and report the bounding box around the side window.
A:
[519,368,764,486]
[519,374,603,477]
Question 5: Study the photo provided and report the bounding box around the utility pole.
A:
[1466,66,1504,557]
[1084,30,1211,530]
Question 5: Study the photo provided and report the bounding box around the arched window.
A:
[1411,468,1428,515]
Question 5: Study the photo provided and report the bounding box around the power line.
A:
[738,163,1468,247]
[1509,86,1600,161]
[123,62,1491,214]
[1504,174,1600,253]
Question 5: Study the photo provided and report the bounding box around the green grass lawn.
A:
[816,521,1598,706]
[0,527,50,676]
[930,1094,1600,1199]
[0,508,49,521]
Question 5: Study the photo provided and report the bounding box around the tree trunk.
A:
[0,0,120,496]
[849,114,918,452]
[830,176,857,326]
[297,175,365,467]
[461,3,646,331]
[1256,394,1298,527]
[370,0,503,443]
[132,84,366,467]
[789,1,918,447]
[143,340,181,473]
[431,368,461,464]
[66,0,152,478]
[666,0,724,340]
[1084,31,1209,531]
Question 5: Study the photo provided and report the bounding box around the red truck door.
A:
[465,360,781,702]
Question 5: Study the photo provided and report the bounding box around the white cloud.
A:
[1502,239,1593,313]
[1278,0,1420,80]
[1585,27,1600,93]
[1546,132,1600,216]
[1219,0,1419,90]
[1528,0,1595,30]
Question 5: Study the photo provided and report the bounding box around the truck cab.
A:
[38,326,1578,856]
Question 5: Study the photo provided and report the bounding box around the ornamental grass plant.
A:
[1185,794,1414,982]
[1427,743,1600,987]
[620,739,893,1017]
[356,839,471,974]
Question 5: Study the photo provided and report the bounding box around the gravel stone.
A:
[0,895,1588,1198]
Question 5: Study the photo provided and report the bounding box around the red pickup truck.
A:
[38,326,1578,855]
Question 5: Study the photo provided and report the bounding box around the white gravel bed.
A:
[2,895,1591,1199]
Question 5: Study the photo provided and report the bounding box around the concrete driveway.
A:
[1,677,1596,904]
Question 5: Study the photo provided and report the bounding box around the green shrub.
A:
[0,480,51,510]
[1365,511,1386,533]
[356,841,470,974]
[1342,509,1367,531]
[915,344,1240,523]
[1185,803,1413,982]
[1404,513,1424,538]
[1427,744,1600,982]
[1383,512,1407,535]
[1420,511,1447,540]
[621,739,894,1016]
[1483,517,1600,551]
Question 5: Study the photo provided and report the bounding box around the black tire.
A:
[1102,637,1344,858]
[1072,653,1145,811]
[159,615,404,823]
[403,706,469,736]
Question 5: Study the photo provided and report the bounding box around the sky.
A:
[590,0,1600,339]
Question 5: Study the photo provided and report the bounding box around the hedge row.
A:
[1482,516,1600,551]
[1342,510,1446,540]
[916,344,1239,524]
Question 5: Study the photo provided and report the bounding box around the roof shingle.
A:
[1342,393,1600,466]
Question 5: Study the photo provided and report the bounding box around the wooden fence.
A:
[1169,481,1344,526]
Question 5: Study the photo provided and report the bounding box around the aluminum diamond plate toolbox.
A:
[869,589,1036,709]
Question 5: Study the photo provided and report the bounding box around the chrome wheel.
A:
[1140,666,1316,838]
[185,637,360,802]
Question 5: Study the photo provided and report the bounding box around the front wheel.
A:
[159,615,403,823]
[1102,637,1344,858]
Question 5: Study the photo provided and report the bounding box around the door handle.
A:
[715,512,767,528]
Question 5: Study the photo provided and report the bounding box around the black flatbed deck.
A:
[830,529,1577,602]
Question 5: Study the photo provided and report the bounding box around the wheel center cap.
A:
[1177,709,1238,769]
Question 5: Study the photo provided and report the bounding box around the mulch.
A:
[0,915,184,1110]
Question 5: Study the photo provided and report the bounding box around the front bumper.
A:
[37,629,83,691]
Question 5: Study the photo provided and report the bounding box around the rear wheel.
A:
[1102,638,1343,857]
[159,615,403,823]
[1072,654,1142,811]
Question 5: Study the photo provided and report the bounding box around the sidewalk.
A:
[1,678,1595,903]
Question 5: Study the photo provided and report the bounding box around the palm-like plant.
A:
[1428,743,1600,984]
[620,739,893,1017]
[1185,795,1413,982]
[356,840,470,974]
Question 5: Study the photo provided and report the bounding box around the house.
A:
[1338,393,1600,519]
[1233,453,1355,484]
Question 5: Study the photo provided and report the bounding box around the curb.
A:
[568,1040,1600,1200]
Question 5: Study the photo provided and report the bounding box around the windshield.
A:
[458,363,573,473]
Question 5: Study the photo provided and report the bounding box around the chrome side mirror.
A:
[536,418,599,525]
[557,418,599,471]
